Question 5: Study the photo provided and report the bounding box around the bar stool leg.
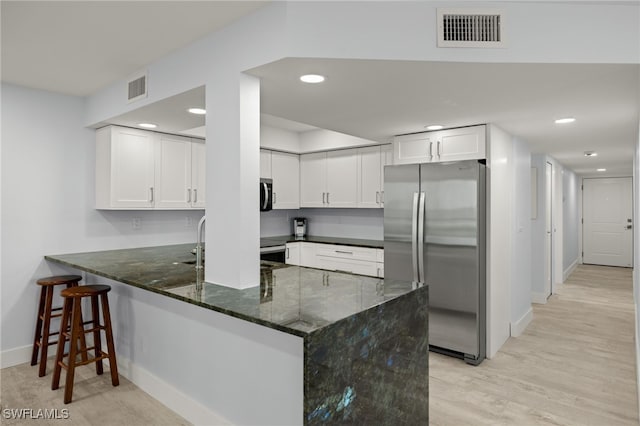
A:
[52,297,71,390]
[100,293,119,386]
[63,298,83,404]
[90,294,103,375]
[30,286,47,366]
[38,286,55,377]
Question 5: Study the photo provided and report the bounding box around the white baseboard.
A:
[116,356,232,426]
[563,258,579,281]
[531,292,548,304]
[1,344,32,369]
[510,307,533,338]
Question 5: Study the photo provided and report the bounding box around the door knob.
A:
[626,225,633,230]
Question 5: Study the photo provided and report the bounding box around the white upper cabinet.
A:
[326,149,358,208]
[96,126,157,209]
[393,125,486,165]
[96,125,205,210]
[300,152,327,207]
[358,145,391,208]
[271,151,300,209]
[260,149,272,179]
[190,141,206,208]
[155,134,192,209]
[301,149,358,208]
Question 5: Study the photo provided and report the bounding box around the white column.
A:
[204,72,260,289]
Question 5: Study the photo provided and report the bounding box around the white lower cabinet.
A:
[290,242,384,278]
[285,242,300,266]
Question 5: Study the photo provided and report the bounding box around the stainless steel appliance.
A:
[260,245,286,263]
[384,160,486,365]
[260,178,273,211]
[293,217,307,238]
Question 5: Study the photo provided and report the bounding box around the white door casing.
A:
[583,177,633,268]
[545,162,553,298]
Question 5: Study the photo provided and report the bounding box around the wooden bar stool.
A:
[31,275,84,377]
[51,284,119,404]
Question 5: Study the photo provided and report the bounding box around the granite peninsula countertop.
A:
[45,244,420,338]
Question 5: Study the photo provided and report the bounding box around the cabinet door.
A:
[155,134,192,209]
[299,243,318,268]
[191,140,206,208]
[380,144,393,207]
[436,125,486,162]
[393,133,436,165]
[358,146,382,208]
[300,152,327,207]
[285,242,301,265]
[260,149,272,179]
[315,256,380,277]
[271,151,300,209]
[326,149,358,208]
[110,127,157,208]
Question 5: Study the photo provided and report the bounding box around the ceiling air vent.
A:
[437,8,505,48]
[127,71,147,103]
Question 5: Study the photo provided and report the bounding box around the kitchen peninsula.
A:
[45,244,428,425]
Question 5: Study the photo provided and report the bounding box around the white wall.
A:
[486,124,513,357]
[634,115,640,417]
[0,83,204,362]
[530,154,548,303]
[510,138,533,337]
[563,169,580,278]
[261,124,300,153]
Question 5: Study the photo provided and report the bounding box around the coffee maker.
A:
[293,217,307,239]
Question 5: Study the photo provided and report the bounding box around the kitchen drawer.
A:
[315,244,379,262]
[314,257,381,278]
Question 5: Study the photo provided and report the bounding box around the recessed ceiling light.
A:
[187,108,206,115]
[138,123,157,129]
[555,117,576,124]
[584,151,598,157]
[597,168,606,172]
[300,74,325,83]
[426,125,444,130]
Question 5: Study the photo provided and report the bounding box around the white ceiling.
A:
[1,1,267,96]
[2,2,638,177]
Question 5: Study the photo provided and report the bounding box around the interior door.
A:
[583,177,633,267]
[545,162,553,297]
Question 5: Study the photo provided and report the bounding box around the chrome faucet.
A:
[195,215,206,271]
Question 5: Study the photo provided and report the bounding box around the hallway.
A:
[430,264,638,425]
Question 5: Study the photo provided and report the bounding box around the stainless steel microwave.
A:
[260,178,273,211]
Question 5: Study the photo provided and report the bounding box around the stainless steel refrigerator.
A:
[384,160,486,365]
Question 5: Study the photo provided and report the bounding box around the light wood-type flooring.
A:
[430,264,638,425]
[1,264,637,425]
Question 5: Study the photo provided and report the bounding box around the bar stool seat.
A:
[52,284,119,404]
[31,275,84,377]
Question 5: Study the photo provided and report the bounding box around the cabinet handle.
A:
[377,267,381,277]
[194,189,198,203]
[335,250,353,255]
[327,192,330,204]
[286,247,290,259]
[437,141,441,157]
[429,141,433,158]
[381,191,385,204]
[187,188,192,203]
[322,192,326,204]
[376,191,380,204]
[150,187,154,203]
[273,192,277,205]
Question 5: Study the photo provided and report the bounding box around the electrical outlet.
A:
[185,217,193,227]
[132,218,141,230]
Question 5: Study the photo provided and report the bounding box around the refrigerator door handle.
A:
[417,192,426,283]
[411,192,420,283]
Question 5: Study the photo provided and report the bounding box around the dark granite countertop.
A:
[45,244,420,338]
[260,235,383,249]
